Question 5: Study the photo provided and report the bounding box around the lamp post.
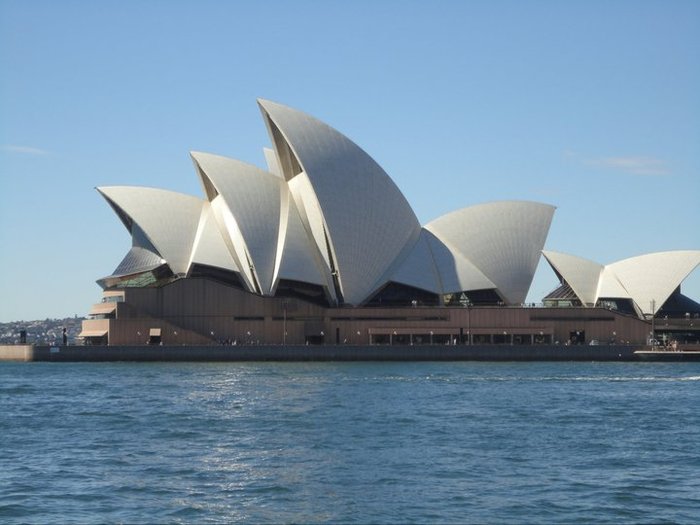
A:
[283,301,287,346]
[466,301,471,345]
[651,299,656,345]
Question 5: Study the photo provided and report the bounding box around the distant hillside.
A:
[0,317,85,345]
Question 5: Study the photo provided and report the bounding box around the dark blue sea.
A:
[2,362,700,524]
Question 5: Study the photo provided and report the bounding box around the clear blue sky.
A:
[1,0,698,322]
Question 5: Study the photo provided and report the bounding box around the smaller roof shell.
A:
[426,201,555,304]
[191,152,283,295]
[276,187,328,287]
[543,250,700,316]
[189,202,239,273]
[97,186,204,276]
[608,251,700,316]
[542,251,603,306]
[424,230,496,294]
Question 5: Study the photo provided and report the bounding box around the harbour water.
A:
[2,362,700,523]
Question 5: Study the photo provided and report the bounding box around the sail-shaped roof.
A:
[97,186,204,276]
[276,187,328,287]
[542,251,603,306]
[258,98,421,305]
[103,99,700,317]
[543,250,700,316]
[426,201,555,304]
[191,152,283,295]
[189,201,239,273]
[386,230,443,295]
[608,251,700,316]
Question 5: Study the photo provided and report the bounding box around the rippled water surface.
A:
[2,362,700,524]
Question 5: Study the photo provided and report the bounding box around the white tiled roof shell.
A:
[384,230,442,294]
[97,186,204,276]
[110,246,164,278]
[276,186,329,287]
[191,152,284,295]
[426,201,556,304]
[258,99,421,305]
[425,230,497,294]
[596,266,632,301]
[607,251,700,316]
[542,250,700,316]
[542,250,603,306]
[388,229,497,295]
[263,147,282,178]
[287,173,334,272]
[189,202,239,273]
[191,151,327,294]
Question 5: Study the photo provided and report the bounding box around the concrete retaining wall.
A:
[1,344,643,362]
[0,345,35,361]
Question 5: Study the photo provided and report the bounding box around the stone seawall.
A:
[1,344,643,362]
[0,345,35,361]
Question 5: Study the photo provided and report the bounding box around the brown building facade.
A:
[81,277,650,347]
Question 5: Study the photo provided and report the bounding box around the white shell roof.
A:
[191,151,283,295]
[608,251,700,316]
[110,246,165,278]
[543,250,700,316]
[596,266,631,300]
[426,201,555,304]
[104,98,700,318]
[276,188,328,287]
[189,201,239,273]
[542,250,603,306]
[287,172,334,272]
[95,100,699,316]
[425,230,497,294]
[97,186,204,276]
[386,230,443,294]
[258,98,421,305]
[263,147,282,178]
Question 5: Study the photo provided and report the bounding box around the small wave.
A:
[476,375,700,382]
[0,385,35,395]
[576,375,700,382]
[0,503,32,518]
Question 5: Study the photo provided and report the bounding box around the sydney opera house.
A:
[80,99,700,346]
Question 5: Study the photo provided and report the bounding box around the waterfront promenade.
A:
[0,343,653,362]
